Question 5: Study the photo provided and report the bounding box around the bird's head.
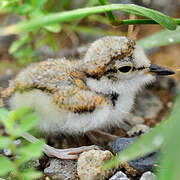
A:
[83,36,175,95]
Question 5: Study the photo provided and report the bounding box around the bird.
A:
[3,36,175,159]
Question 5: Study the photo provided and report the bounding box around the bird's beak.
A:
[149,64,175,75]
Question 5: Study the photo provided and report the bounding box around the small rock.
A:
[129,153,157,173]
[109,138,158,173]
[44,158,77,180]
[23,159,40,169]
[140,171,157,180]
[77,150,114,180]
[109,171,130,180]
[3,148,12,156]
[109,137,137,153]
[135,90,163,119]
[13,139,21,146]
[127,124,150,137]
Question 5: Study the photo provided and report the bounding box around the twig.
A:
[127,14,136,39]
[127,15,140,40]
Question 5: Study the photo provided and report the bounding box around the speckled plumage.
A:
[4,36,155,134]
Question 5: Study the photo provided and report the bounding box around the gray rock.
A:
[135,90,163,119]
[77,150,114,180]
[22,159,40,169]
[129,153,157,173]
[109,171,130,180]
[140,171,157,180]
[44,158,77,180]
[109,137,137,153]
[109,138,158,173]
[3,148,12,156]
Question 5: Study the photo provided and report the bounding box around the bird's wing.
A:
[53,86,109,113]
[2,59,109,113]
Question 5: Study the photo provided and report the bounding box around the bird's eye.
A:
[118,66,132,73]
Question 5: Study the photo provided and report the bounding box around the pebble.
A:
[3,148,12,156]
[44,158,77,180]
[22,159,40,170]
[77,150,114,180]
[109,137,137,153]
[109,138,158,173]
[140,171,157,180]
[109,171,130,180]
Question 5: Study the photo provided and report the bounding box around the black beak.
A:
[149,64,175,75]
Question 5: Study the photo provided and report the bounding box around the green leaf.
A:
[9,35,29,53]
[138,26,180,49]
[17,4,33,15]
[44,24,61,33]
[1,4,177,35]
[22,168,42,180]
[17,140,44,163]
[157,95,180,180]
[0,156,15,176]
[99,0,116,22]
[19,113,38,131]
[13,113,38,137]
[103,93,180,170]
[0,136,12,148]
[10,107,34,122]
[0,0,18,10]
[31,0,48,9]
[0,108,9,127]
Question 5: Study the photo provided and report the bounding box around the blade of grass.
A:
[138,26,180,49]
[99,0,116,22]
[103,93,180,170]
[157,95,180,180]
[0,4,177,35]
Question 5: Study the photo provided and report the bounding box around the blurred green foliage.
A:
[104,93,180,180]
[0,0,75,65]
[0,0,178,65]
[0,107,44,180]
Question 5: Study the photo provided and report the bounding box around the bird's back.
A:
[4,58,107,114]
[9,58,84,92]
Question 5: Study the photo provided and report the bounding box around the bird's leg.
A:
[22,132,100,160]
[86,130,118,145]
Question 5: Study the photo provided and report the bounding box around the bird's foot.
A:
[43,144,101,160]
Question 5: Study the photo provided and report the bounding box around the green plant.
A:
[1,4,178,34]
[0,0,63,65]
[0,107,44,180]
[138,26,180,49]
[103,93,180,180]
[1,1,180,65]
